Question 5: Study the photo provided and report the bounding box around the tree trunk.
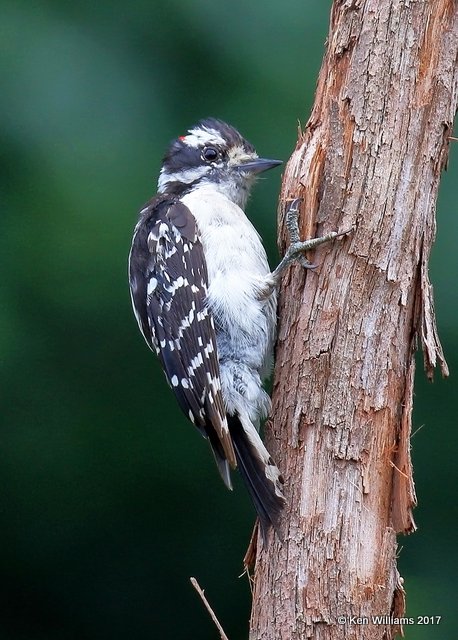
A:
[250,2,457,639]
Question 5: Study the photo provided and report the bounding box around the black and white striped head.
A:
[157,118,281,208]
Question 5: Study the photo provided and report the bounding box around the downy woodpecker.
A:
[129,118,343,540]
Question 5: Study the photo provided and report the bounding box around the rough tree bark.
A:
[250,2,457,639]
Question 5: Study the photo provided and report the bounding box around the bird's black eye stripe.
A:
[202,146,219,162]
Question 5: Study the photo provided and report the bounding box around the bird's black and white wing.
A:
[129,195,236,482]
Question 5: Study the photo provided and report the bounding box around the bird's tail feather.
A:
[206,425,233,490]
[228,415,285,542]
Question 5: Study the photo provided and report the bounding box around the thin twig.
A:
[389,460,409,479]
[190,577,230,640]
[411,423,425,438]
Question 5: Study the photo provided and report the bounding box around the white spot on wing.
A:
[147,278,158,295]
[204,342,214,358]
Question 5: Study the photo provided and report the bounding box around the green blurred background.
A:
[1,1,456,638]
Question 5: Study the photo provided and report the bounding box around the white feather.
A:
[184,127,226,148]
[181,185,277,422]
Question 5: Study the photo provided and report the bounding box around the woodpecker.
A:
[129,118,344,540]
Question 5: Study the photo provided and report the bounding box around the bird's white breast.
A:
[181,185,276,372]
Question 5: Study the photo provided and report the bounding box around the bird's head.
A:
[157,118,282,208]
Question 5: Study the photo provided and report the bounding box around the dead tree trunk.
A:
[250,2,457,639]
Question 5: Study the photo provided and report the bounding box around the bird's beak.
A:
[236,157,282,174]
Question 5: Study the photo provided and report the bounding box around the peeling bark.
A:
[250,2,457,639]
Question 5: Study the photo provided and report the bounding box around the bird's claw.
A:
[273,199,353,280]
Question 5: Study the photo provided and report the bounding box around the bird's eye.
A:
[202,147,219,162]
